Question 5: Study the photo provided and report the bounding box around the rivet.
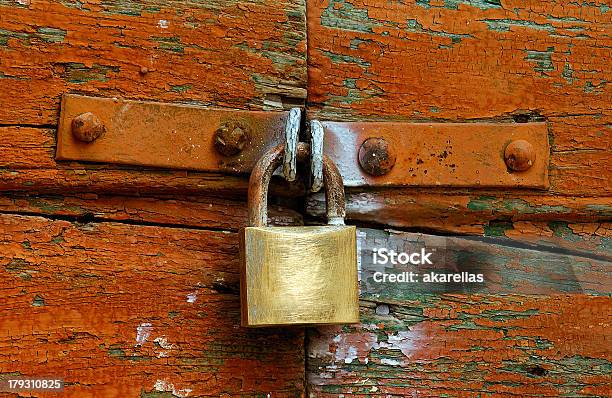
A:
[214,122,250,156]
[504,139,536,172]
[71,112,105,143]
[358,137,396,176]
[140,66,149,74]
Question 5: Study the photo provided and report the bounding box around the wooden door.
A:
[0,1,307,396]
[304,1,611,396]
[0,1,610,397]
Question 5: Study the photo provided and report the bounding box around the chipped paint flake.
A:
[153,335,175,359]
[135,322,153,346]
[311,329,379,365]
[154,336,173,357]
[158,20,169,29]
[380,358,402,366]
[340,345,358,363]
[154,379,192,398]
[374,330,417,358]
[186,292,198,303]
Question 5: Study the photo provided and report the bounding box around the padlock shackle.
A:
[248,142,346,227]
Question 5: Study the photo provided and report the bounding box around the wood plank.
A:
[308,191,611,233]
[3,194,607,260]
[0,193,303,231]
[308,228,612,396]
[0,213,304,397]
[0,0,307,126]
[305,2,612,383]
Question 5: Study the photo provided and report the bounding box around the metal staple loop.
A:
[310,120,324,193]
[282,108,301,182]
[248,142,346,227]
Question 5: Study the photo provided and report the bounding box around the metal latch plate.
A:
[57,94,289,173]
[322,121,549,188]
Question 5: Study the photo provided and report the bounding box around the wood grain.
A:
[0,213,305,397]
[0,1,610,396]
[309,295,611,397]
[308,190,611,234]
[307,0,610,120]
[0,193,303,231]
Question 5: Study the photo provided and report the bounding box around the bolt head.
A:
[214,122,249,156]
[71,112,105,142]
[504,139,536,172]
[358,137,396,176]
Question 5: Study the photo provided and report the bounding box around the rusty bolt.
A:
[358,137,396,176]
[504,139,536,172]
[214,122,250,156]
[71,112,105,143]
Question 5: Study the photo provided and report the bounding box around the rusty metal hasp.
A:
[57,94,292,174]
[322,121,549,189]
[56,95,549,189]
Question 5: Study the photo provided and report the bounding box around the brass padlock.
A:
[240,144,359,327]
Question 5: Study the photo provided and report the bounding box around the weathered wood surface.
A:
[309,190,612,233]
[0,0,610,396]
[307,0,610,120]
[308,228,612,396]
[0,193,303,231]
[309,294,611,397]
[0,212,305,397]
[306,1,611,395]
[0,0,307,126]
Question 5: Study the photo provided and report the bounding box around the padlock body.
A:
[240,225,359,327]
